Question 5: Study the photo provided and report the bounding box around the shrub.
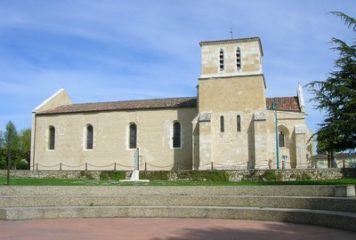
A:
[177,170,229,182]
[297,172,312,181]
[276,171,283,181]
[138,170,229,181]
[245,170,259,181]
[79,171,94,180]
[140,171,169,180]
[0,158,29,170]
[259,170,283,182]
[100,171,126,180]
[15,159,29,170]
[259,170,276,181]
[0,159,6,169]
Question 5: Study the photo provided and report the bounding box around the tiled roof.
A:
[199,37,263,56]
[266,97,301,112]
[37,96,301,115]
[200,37,260,44]
[37,97,197,115]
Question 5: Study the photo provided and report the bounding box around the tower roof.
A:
[199,37,263,56]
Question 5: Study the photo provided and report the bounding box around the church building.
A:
[30,37,312,171]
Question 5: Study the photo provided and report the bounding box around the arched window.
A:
[279,131,285,147]
[172,122,181,148]
[86,124,93,149]
[48,126,55,150]
[237,115,241,132]
[129,123,137,149]
[236,47,241,69]
[219,49,224,71]
[220,116,224,133]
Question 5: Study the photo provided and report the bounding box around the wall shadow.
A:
[192,121,199,170]
[152,222,355,240]
[247,119,255,169]
[290,131,297,168]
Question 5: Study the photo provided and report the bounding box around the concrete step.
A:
[0,185,339,197]
[1,195,355,213]
[1,206,355,231]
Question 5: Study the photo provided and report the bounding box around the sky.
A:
[0,0,355,133]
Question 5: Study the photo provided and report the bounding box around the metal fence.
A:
[28,160,346,171]
[18,152,356,171]
[311,153,356,169]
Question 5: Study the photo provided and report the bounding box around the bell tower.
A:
[193,37,267,170]
[198,37,266,112]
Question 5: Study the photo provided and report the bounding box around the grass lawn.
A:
[1,175,356,186]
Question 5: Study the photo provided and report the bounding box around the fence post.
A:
[211,162,213,171]
[59,163,62,171]
[114,162,117,171]
[145,162,147,172]
[35,163,38,171]
[85,163,88,171]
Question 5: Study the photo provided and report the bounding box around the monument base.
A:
[120,170,150,183]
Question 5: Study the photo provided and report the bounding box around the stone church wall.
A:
[32,108,197,171]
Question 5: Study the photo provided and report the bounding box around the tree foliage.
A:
[0,122,30,170]
[19,128,31,154]
[4,121,19,151]
[309,11,356,155]
[0,130,3,149]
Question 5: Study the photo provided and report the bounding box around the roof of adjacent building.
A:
[37,96,301,115]
[266,96,301,112]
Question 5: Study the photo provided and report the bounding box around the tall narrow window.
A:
[129,123,137,149]
[48,126,55,150]
[173,122,181,148]
[237,115,241,132]
[279,131,285,147]
[219,49,224,71]
[86,124,93,149]
[220,116,224,133]
[236,47,241,69]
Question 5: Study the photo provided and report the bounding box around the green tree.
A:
[19,129,31,152]
[309,12,356,167]
[4,121,19,152]
[19,128,31,166]
[0,130,4,169]
[4,121,19,184]
[0,130,3,148]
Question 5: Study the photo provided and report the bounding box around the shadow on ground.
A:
[153,222,355,240]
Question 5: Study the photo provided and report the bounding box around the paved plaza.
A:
[0,218,354,240]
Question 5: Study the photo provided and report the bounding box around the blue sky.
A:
[0,0,355,133]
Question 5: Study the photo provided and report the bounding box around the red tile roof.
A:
[266,96,301,112]
[37,97,197,115]
[37,96,301,115]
